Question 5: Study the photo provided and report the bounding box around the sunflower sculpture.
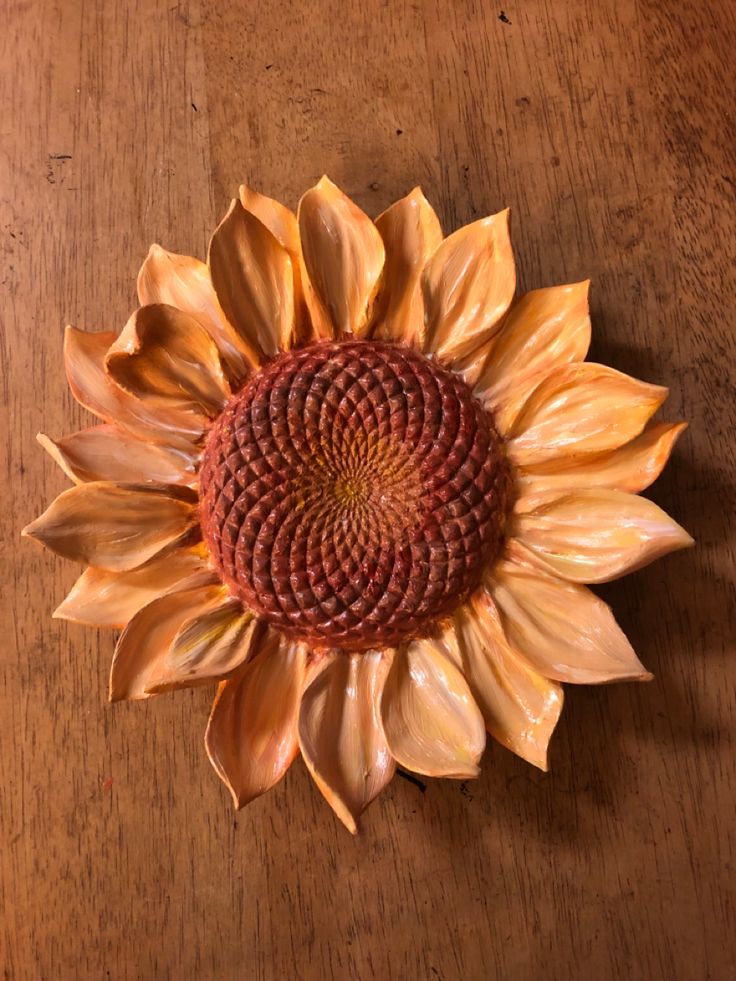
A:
[23,178,692,832]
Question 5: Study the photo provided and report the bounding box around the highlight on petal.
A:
[487,545,651,683]
[208,199,295,360]
[450,596,563,771]
[37,425,197,486]
[137,244,252,380]
[22,481,196,572]
[105,304,229,417]
[511,488,693,583]
[371,187,442,346]
[298,650,395,834]
[53,543,215,627]
[298,176,385,338]
[507,363,668,467]
[516,422,688,509]
[205,633,307,808]
[380,638,486,779]
[422,209,515,364]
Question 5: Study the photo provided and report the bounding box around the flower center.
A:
[199,340,511,651]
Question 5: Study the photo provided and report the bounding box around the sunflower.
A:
[23,178,692,833]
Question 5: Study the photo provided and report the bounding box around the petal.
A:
[507,363,668,467]
[422,210,515,363]
[449,597,563,771]
[298,651,395,834]
[37,425,197,486]
[511,488,693,583]
[105,304,229,417]
[371,188,442,346]
[205,634,307,807]
[109,584,229,701]
[208,199,295,360]
[22,481,196,572]
[487,545,651,683]
[380,639,486,779]
[516,422,688,508]
[53,543,215,627]
[64,326,203,445]
[298,176,385,338]
[137,244,252,380]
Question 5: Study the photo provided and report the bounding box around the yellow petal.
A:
[37,426,197,486]
[380,639,486,779]
[22,481,196,572]
[297,176,385,338]
[298,651,395,834]
[53,543,215,627]
[422,210,515,363]
[137,244,252,381]
[450,597,563,771]
[105,304,229,417]
[208,199,295,360]
[487,545,651,683]
[205,633,307,807]
[516,422,688,509]
[511,488,693,583]
[371,188,442,346]
[109,584,227,701]
[507,363,668,467]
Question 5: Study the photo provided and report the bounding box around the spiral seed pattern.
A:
[199,340,510,650]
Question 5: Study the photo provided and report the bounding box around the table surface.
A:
[2,1,734,978]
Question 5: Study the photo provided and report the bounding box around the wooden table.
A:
[3,1,734,978]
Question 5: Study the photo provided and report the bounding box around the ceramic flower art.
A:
[23,178,692,832]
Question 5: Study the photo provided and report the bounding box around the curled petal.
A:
[422,210,515,364]
[105,304,229,417]
[450,598,563,771]
[371,187,442,346]
[380,639,486,779]
[487,546,651,683]
[511,488,693,583]
[516,422,688,508]
[137,244,252,380]
[53,543,215,627]
[208,199,295,360]
[37,426,197,486]
[298,651,394,834]
[298,176,385,338]
[22,481,196,572]
[507,363,668,467]
[239,185,300,255]
[205,634,307,807]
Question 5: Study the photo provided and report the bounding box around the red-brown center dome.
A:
[199,340,510,650]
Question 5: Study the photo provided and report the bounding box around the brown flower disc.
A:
[199,340,511,651]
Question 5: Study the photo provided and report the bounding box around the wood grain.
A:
[2,1,734,978]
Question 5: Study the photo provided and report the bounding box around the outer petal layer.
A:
[298,651,395,834]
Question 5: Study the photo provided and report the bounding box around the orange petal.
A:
[487,546,651,683]
[298,176,385,338]
[22,481,196,572]
[109,584,228,700]
[371,188,442,346]
[450,597,563,771]
[422,209,515,364]
[53,543,215,627]
[205,633,307,807]
[105,305,229,417]
[380,639,486,779]
[507,363,668,467]
[137,244,252,381]
[511,488,693,583]
[208,199,295,360]
[37,425,197,486]
[298,651,395,834]
[516,422,688,508]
